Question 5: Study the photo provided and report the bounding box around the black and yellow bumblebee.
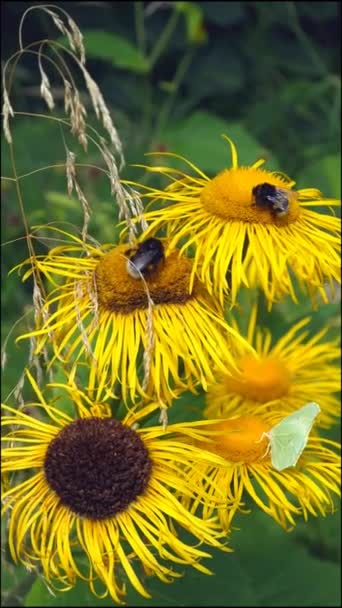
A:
[126,238,165,279]
[252,182,296,217]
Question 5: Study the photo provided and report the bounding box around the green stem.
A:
[285,1,329,78]
[328,77,341,136]
[151,47,195,146]
[134,1,146,55]
[140,77,153,142]
[133,3,154,149]
[148,9,180,70]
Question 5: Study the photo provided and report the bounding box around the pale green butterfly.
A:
[260,402,321,471]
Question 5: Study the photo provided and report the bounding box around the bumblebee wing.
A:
[269,190,289,208]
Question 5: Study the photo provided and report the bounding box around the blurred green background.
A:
[1,1,341,606]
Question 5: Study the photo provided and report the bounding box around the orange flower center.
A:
[200,167,300,224]
[95,245,198,313]
[207,417,271,463]
[224,355,291,402]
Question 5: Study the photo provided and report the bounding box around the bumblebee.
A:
[126,237,165,279]
[252,182,294,217]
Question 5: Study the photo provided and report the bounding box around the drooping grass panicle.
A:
[2,3,147,244]
[2,87,14,144]
[38,45,55,111]
[19,5,86,65]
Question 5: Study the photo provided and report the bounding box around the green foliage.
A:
[160,111,266,173]
[174,2,206,44]
[23,511,341,607]
[298,155,341,201]
[76,31,149,73]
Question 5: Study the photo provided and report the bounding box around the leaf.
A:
[24,577,109,607]
[235,511,341,607]
[81,31,149,73]
[45,191,80,210]
[166,388,207,423]
[126,550,256,607]
[297,155,341,200]
[294,510,341,564]
[44,365,79,419]
[157,111,271,174]
[185,40,245,101]
[266,279,341,334]
[126,510,342,606]
[23,511,341,606]
[175,2,207,44]
[1,565,35,608]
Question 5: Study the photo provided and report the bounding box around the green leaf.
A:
[45,191,80,210]
[234,511,341,607]
[126,510,342,606]
[175,2,207,44]
[1,566,35,608]
[44,365,79,419]
[297,155,341,200]
[185,40,245,101]
[2,517,36,607]
[82,31,149,73]
[294,510,341,564]
[24,577,110,607]
[159,111,270,174]
[126,551,256,606]
[23,511,341,606]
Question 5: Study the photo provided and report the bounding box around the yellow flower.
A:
[1,371,230,604]
[184,412,341,531]
[15,227,248,406]
[130,138,341,306]
[204,304,341,429]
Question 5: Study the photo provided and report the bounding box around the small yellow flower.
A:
[15,227,248,405]
[204,304,341,429]
[130,138,341,306]
[184,412,341,531]
[1,371,231,604]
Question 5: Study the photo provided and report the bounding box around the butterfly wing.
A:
[273,402,320,428]
[269,403,321,471]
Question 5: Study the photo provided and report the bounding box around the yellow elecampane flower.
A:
[183,411,341,532]
[15,226,249,406]
[204,304,341,429]
[1,371,231,604]
[128,137,341,306]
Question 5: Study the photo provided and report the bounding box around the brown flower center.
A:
[44,418,152,519]
[95,245,196,313]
